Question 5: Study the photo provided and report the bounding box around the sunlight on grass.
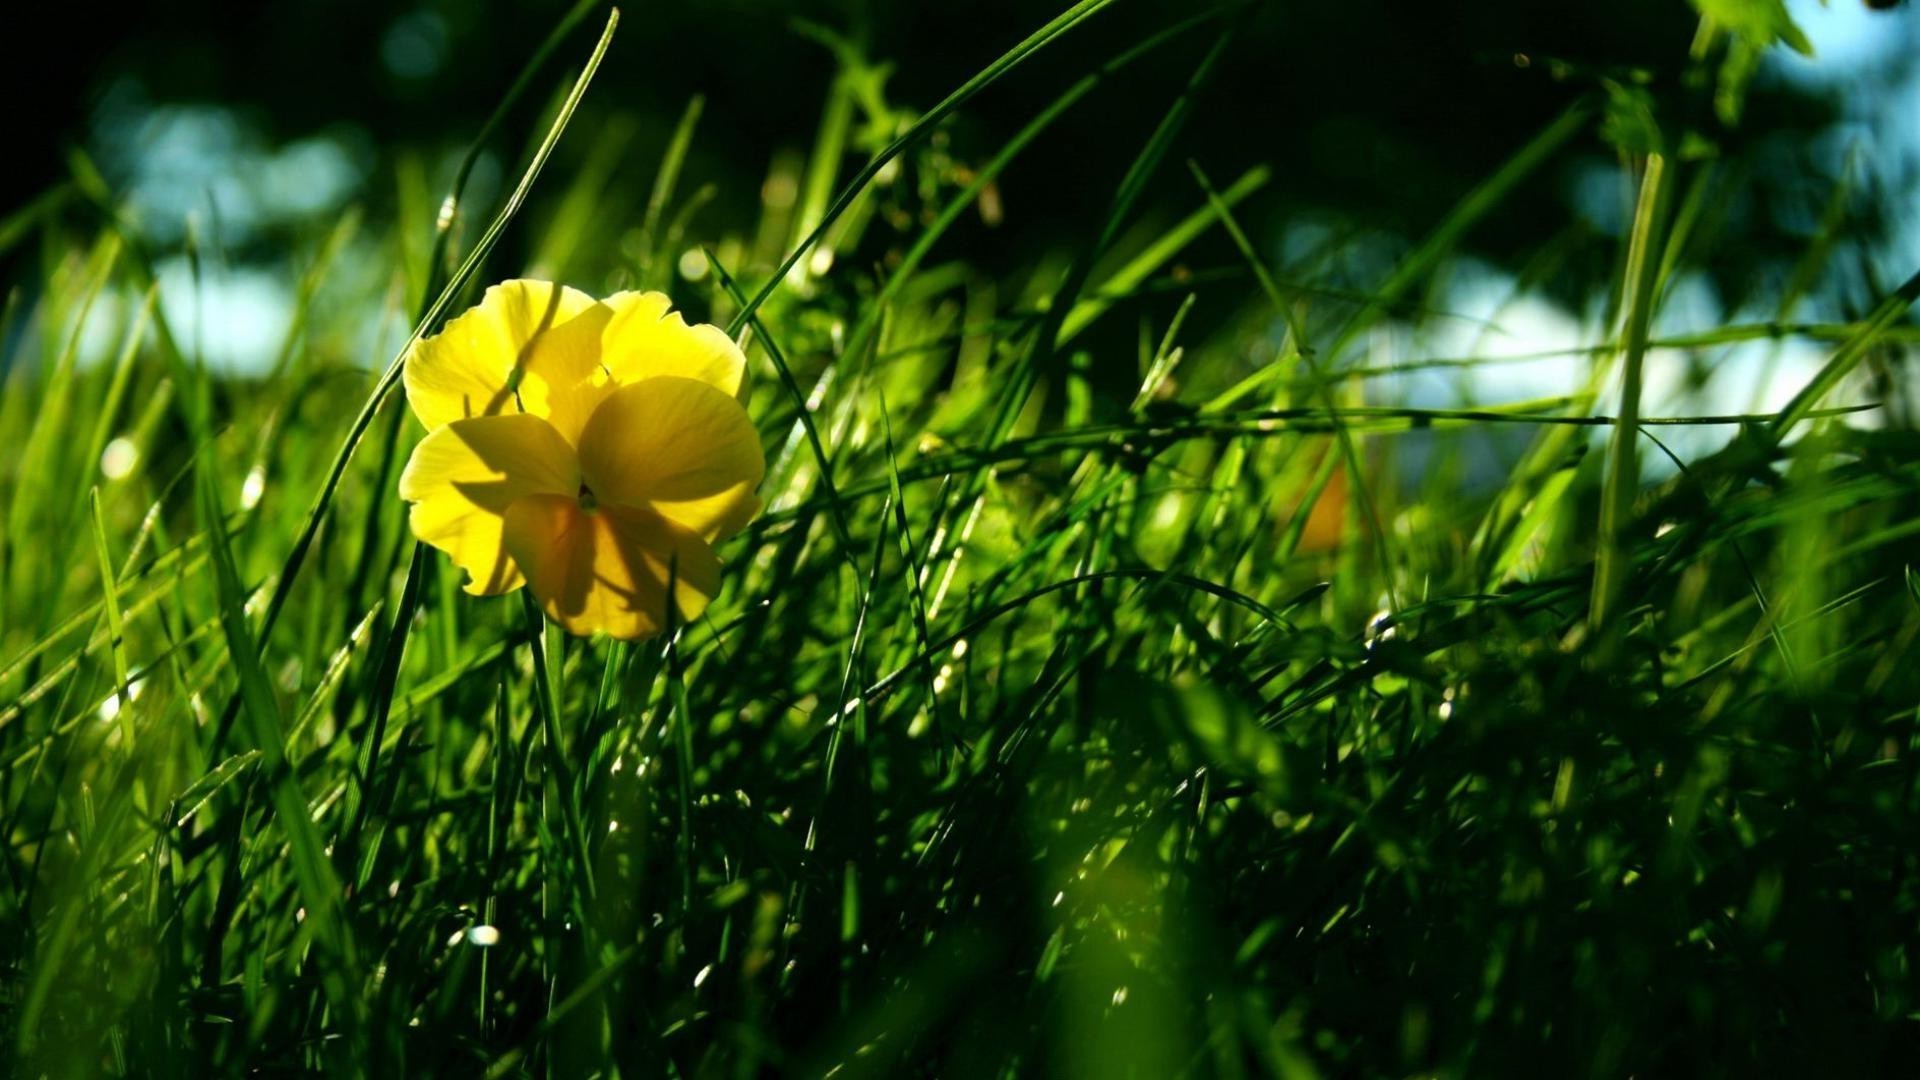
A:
[2,1,1919,1076]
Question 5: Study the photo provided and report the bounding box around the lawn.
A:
[3,1,1919,1075]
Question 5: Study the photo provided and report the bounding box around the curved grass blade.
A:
[725,0,1121,337]
[1591,153,1673,635]
[195,450,365,1049]
[1768,265,1920,437]
[1190,157,1400,610]
[638,94,705,288]
[87,488,132,748]
[840,10,1220,367]
[254,8,621,647]
[987,29,1234,447]
[708,249,859,558]
[1059,164,1265,345]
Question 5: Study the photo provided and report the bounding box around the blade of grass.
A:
[1190,158,1400,611]
[87,488,133,749]
[1768,265,1920,437]
[725,0,1121,337]
[988,29,1234,447]
[1591,152,1672,636]
[522,592,597,921]
[639,95,705,288]
[195,450,365,1052]
[709,248,860,559]
[253,7,620,647]
[1059,165,1266,345]
[840,10,1219,368]
[1326,99,1594,364]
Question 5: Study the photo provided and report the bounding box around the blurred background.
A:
[7,0,1916,422]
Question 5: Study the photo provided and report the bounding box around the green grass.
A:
[4,3,1920,1076]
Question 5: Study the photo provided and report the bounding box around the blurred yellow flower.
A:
[399,280,763,639]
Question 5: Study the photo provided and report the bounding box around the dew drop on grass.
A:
[96,678,143,723]
[466,925,500,948]
[100,437,138,479]
[1365,609,1396,650]
[240,465,266,509]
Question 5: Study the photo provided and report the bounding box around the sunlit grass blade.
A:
[1059,164,1266,345]
[709,248,860,556]
[194,449,365,1052]
[87,488,132,748]
[1591,153,1672,636]
[725,0,1122,336]
[254,7,620,645]
[638,94,705,288]
[841,10,1220,367]
[1768,265,1920,437]
[986,29,1233,446]
[1190,158,1400,609]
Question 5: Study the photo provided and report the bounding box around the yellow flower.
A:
[398,280,764,640]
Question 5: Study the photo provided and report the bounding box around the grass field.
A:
[4,1,1920,1075]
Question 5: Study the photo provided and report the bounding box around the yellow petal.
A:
[576,376,765,542]
[403,280,599,432]
[601,291,748,399]
[399,414,579,595]
[515,302,616,445]
[502,495,722,640]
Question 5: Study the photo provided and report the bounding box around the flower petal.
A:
[403,280,599,432]
[399,414,580,595]
[515,301,616,445]
[601,291,748,399]
[502,495,722,640]
[576,376,765,541]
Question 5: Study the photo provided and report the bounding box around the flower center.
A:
[577,483,599,515]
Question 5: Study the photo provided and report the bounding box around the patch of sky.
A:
[83,78,383,374]
[1347,5,1918,485]
[90,79,371,248]
[1768,0,1920,287]
[152,257,298,375]
[1370,254,1836,484]
[1564,157,1631,239]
